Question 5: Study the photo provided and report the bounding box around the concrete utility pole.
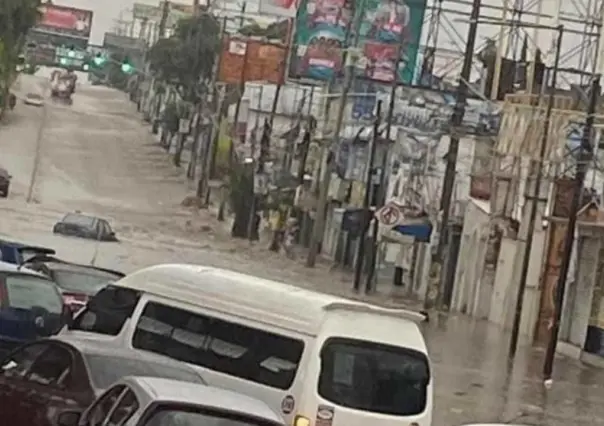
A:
[306,1,366,267]
[428,0,482,309]
[543,74,600,381]
[508,25,564,358]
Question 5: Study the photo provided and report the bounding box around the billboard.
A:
[356,0,427,84]
[35,4,93,39]
[291,0,426,83]
[259,0,299,18]
[292,0,353,81]
[218,37,287,84]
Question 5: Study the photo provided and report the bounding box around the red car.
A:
[0,335,206,426]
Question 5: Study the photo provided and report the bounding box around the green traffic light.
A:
[67,50,75,58]
[93,56,105,66]
[83,64,89,71]
[59,57,68,65]
[121,63,133,73]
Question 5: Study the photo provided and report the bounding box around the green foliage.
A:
[148,12,221,103]
[0,0,41,95]
[162,101,180,133]
[239,20,289,42]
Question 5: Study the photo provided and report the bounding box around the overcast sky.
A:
[56,0,601,84]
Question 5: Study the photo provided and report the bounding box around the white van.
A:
[61,264,432,426]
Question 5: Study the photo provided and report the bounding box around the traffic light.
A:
[121,58,133,73]
[67,45,75,58]
[59,57,68,65]
[93,53,105,66]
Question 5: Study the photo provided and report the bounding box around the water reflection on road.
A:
[426,314,604,426]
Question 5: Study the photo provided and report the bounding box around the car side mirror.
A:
[56,411,80,426]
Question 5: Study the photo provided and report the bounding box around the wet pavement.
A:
[2,75,604,426]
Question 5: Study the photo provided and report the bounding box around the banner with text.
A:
[35,4,93,39]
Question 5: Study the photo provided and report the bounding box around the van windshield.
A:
[318,338,429,416]
[71,286,140,335]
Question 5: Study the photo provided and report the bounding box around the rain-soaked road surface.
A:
[2,74,604,426]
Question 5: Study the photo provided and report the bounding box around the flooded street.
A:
[2,75,604,426]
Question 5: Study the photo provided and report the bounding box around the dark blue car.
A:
[0,261,67,355]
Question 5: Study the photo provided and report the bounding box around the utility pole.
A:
[197,16,227,200]
[543,74,599,381]
[158,1,170,39]
[353,101,382,291]
[428,0,482,309]
[509,25,564,358]
[365,36,405,292]
[306,2,365,267]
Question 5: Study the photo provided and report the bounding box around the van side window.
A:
[71,286,140,336]
[132,302,304,390]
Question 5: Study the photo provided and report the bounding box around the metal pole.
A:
[354,101,382,291]
[306,2,365,267]
[508,25,564,358]
[365,37,404,292]
[429,0,482,309]
[543,73,599,380]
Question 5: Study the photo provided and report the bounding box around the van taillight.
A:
[293,415,310,426]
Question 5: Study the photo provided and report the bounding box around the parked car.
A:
[0,240,54,265]
[22,253,125,312]
[0,336,206,426]
[0,166,11,198]
[24,92,44,107]
[0,261,68,355]
[58,376,285,426]
[53,212,118,241]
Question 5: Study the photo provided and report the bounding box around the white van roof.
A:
[116,264,426,336]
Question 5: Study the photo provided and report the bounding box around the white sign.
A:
[376,202,402,226]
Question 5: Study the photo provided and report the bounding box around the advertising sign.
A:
[351,80,377,120]
[35,4,93,39]
[356,0,427,83]
[133,2,193,27]
[218,37,287,84]
[292,0,426,82]
[259,0,299,17]
[292,0,354,80]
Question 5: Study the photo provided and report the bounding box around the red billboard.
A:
[35,5,93,39]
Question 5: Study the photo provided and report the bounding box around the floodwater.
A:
[2,74,604,426]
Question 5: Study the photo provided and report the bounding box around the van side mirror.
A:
[63,306,74,329]
[56,411,80,426]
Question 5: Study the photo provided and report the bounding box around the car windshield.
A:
[318,338,430,416]
[52,269,121,295]
[143,406,280,426]
[27,93,42,99]
[4,274,63,314]
[84,354,204,390]
[63,214,95,227]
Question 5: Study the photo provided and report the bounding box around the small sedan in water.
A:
[23,92,44,107]
[0,336,206,426]
[57,376,285,426]
[53,212,118,241]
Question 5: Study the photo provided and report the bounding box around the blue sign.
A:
[351,80,377,120]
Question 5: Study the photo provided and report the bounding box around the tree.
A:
[147,11,221,166]
[0,0,41,108]
[148,12,221,103]
[239,19,289,42]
